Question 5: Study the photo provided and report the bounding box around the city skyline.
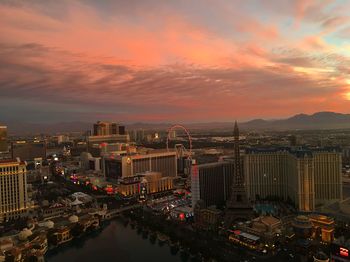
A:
[1,0,350,123]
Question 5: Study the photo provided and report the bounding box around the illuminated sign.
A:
[105,185,114,194]
[179,213,185,221]
[340,247,349,257]
[234,230,241,235]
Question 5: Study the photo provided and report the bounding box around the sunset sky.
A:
[1,0,350,123]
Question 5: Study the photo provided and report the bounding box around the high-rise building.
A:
[0,126,8,152]
[169,130,176,140]
[177,156,192,176]
[132,129,145,143]
[245,147,342,211]
[191,122,253,219]
[88,121,129,149]
[93,121,125,136]
[103,150,177,180]
[342,147,350,165]
[191,123,342,216]
[118,171,174,197]
[57,135,70,145]
[11,140,46,162]
[191,161,234,208]
[244,148,291,202]
[0,160,29,223]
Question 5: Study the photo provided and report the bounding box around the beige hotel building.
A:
[244,147,342,211]
[0,160,30,223]
[103,150,177,180]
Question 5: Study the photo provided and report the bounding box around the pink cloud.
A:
[0,1,350,123]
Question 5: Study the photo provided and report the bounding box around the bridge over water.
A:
[105,204,142,219]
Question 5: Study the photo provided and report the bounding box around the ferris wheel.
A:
[166,124,192,159]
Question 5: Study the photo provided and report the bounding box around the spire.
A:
[234,121,239,138]
[233,121,241,186]
[224,119,252,225]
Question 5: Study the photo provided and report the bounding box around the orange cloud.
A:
[0,0,350,123]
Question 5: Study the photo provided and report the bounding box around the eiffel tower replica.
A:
[225,121,253,227]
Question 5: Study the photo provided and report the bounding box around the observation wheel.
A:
[166,124,192,159]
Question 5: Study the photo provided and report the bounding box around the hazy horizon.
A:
[0,110,348,125]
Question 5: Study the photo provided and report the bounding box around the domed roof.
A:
[80,152,92,158]
[18,228,33,241]
[44,220,54,229]
[293,215,312,228]
[71,198,83,206]
[296,215,309,221]
[68,215,79,223]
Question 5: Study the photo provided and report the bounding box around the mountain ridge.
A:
[2,111,350,135]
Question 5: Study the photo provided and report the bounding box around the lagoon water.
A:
[45,220,183,262]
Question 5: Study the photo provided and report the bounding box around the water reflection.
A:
[46,220,182,262]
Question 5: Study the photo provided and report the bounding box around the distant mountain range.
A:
[241,111,350,131]
[2,111,350,135]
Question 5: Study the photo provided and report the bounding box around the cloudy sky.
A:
[1,0,350,123]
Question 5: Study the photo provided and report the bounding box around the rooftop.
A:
[254,215,281,226]
[246,146,341,157]
[0,159,24,165]
[233,230,260,241]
